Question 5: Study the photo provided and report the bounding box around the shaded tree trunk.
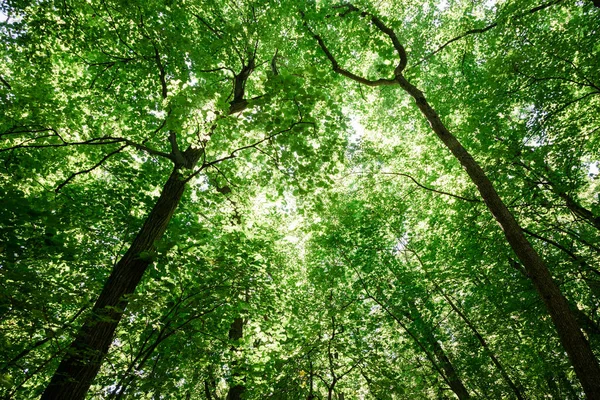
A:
[42,148,202,400]
[408,304,470,400]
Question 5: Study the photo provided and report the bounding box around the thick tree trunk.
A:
[396,75,600,398]
[42,148,201,399]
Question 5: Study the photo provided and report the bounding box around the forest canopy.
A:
[1,0,599,398]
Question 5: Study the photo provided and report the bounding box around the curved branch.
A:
[411,0,564,69]
[378,172,481,203]
[302,10,396,87]
[55,145,127,193]
[334,4,408,74]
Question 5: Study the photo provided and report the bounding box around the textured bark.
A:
[42,148,202,400]
[395,74,600,398]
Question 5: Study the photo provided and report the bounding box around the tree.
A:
[1,0,599,398]
[302,1,600,396]
[1,0,342,398]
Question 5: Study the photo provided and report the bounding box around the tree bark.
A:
[427,335,470,400]
[42,148,202,400]
[395,74,600,398]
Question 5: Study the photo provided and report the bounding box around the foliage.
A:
[1,0,599,398]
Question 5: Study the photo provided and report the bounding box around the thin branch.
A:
[1,134,174,161]
[0,75,11,90]
[384,172,480,202]
[203,122,313,168]
[517,71,600,92]
[1,305,88,372]
[411,0,564,69]
[55,145,127,193]
[357,171,480,203]
[194,14,223,39]
[153,45,168,99]
[1,136,122,152]
[98,0,142,58]
[186,121,313,182]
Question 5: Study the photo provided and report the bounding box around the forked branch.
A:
[302,3,408,86]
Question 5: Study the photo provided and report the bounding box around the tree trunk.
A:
[428,337,470,400]
[395,74,600,398]
[411,305,470,400]
[226,317,245,400]
[438,288,525,399]
[42,148,201,399]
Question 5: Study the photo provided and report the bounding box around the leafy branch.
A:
[355,171,481,203]
[188,120,315,182]
[410,0,564,69]
[0,75,11,90]
[55,145,127,193]
[1,132,173,161]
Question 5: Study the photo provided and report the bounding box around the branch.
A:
[270,49,279,76]
[194,14,223,39]
[1,133,174,161]
[1,135,123,152]
[229,54,256,113]
[187,121,313,182]
[306,22,396,87]
[168,130,186,166]
[125,139,174,160]
[303,4,408,86]
[206,121,314,168]
[334,4,408,74]
[412,0,564,68]
[55,145,127,193]
[0,75,11,90]
[153,45,168,99]
[378,172,481,203]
